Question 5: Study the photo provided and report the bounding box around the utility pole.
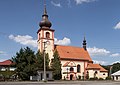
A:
[109,66,113,77]
[43,40,49,81]
[43,41,46,81]
[43,0,47,81]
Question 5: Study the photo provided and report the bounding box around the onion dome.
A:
[39,5,52,28]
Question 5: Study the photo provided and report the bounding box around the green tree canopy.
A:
[102,62,120,76]
[12,47,36,80]
[51,50,62,80]
[112,62,120,73]
[35,50,50,70]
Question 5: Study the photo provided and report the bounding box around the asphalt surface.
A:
[0,81,120,85]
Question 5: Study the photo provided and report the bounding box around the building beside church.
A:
[0,60,16,81]
[0,60,15,71]
[111,70,120,81]
[37,4,108,80]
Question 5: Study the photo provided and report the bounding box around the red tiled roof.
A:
[87,63,100,70]
[99,65,108,72]
[55,45,92,62]
[0,60,12,66]
[87,63,108,72]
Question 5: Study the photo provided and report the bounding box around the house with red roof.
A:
[0,60,15,71]
[37,4,108,80]
[0,60,16,81]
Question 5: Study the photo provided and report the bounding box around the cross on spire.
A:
[44,0,47,15]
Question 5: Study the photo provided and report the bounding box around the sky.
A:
[0,0,120,65]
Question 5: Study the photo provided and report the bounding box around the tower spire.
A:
[39,0,52,28]
[43,0,47,15]
[83,36,87,50]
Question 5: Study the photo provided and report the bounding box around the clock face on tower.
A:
[44,40,50,49]
[46,41,50,45]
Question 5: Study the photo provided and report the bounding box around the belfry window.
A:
[77,65,80,72]
[46,32,50,38]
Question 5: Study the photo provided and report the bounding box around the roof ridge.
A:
[55,45,83,49]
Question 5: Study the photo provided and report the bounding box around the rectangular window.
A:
[46,73,49,78]
[116,76,118,80]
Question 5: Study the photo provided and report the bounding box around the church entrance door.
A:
[70,74,73,80]
[41,73,43,80]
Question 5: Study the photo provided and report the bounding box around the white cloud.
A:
[74,0,96,5]
[93,60,107,65]
[110,53,120,57]
[54,37,71,45]
[9,34,37,47]
[0,51,7,56]
[9,35,71,47]
[0,51,4,54]
[114,22,120,29]
[51,1,62,7]
[87,47,110,56]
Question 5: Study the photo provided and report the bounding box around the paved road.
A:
[0,81,120,85]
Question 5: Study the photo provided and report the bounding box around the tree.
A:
[12,47,36,80]
[0,69,15,81]
[51,50,62,80]
[102,62,120,76]
[112,62,120,73]
[35,50,50,70]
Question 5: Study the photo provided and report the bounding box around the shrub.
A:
[86,75,89,80]
[106,76,112,80]
[64,76,66,80]
[78,75,81,80]
[99,78,104,80]
[89,77,98,80]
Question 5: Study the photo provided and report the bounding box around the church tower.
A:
[37,1,55,61]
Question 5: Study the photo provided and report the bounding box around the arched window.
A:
[87,71,89,74]
[77,65,80,72]
[70,67,74,72]
[95,71,97,74]
[94,71,98,78]
[46,32,50,38]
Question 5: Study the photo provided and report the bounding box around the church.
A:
[37,3,108,80]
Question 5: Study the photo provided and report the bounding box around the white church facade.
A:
[37,3,108,80]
